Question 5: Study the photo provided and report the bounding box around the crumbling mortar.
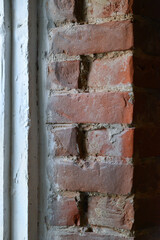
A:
[49,13,133,29]
[53,155,134,166]
[86,13,133,24]
[46,123,134,130]
[48,50,133,63]
[88,84,133,93]
[89,224,134,237]
[54,189,134,199]
[49,225,133,237]
[48,87,133,96]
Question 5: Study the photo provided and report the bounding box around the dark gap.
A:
[78,192,90,227]
[78,56,92,90]
[77,127,87,159]
[74,0,86,23]
[132,0,160,238]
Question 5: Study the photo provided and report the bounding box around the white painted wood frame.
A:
[0,0,11,239]
[0,0,38,239]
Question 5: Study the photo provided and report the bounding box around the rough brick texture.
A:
[49,159,133,194]
[85,0,133,19]
[88,195,134,230]
[50,21,133,55]
[48,92,133,124]
[48,60,80,90]
[46,193,80,226]
[46,0,76,24]
[43,0,160,239]
[49,126,79,156]
[86,128,134,158]
[88,54,133,89]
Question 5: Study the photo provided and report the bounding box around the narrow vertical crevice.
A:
[77,192,90,227]
[74,0,86,23]
[78,56,92,91]
[77,127,87,159]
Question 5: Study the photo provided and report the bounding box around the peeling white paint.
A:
[11,1,38,239]
[11,1,30,238]
[0,0,11,239]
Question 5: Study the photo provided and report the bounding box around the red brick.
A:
[85,0,133,19]
[47,193,79,226]
[47,92,133,124]
[88,196,134,230]
[48,60,80,90]
[46,0,76,24]
[86,128,134,158]
[51,231,134,240]
[50,126,79,156]
[50,21,133,55]
[51,159,133,194]
[88,55,133,89]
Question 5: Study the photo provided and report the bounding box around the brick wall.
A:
[43,0,160,239]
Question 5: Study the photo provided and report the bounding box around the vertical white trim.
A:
[0,0,11,239]
[11,1,38,239]
[0,1,38,239]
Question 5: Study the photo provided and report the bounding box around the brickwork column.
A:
[39,1,160,239]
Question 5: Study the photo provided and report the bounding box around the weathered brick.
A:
[50,159,133,194]
[88,55,133,89]
[49,126,79,156]
[46,0,76,24]
[85,0,133,19]
[86,128,134,158]
[48,60,80,90]
[88,195,134,230]
[46,193,79,226]
[47,92,133,124]
[50,21,133,55]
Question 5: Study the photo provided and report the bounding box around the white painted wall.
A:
[0,0,38,239]
[0,1,11,239]
[11,1,38,239]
